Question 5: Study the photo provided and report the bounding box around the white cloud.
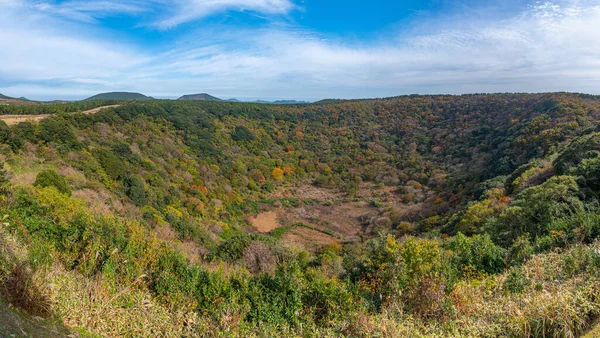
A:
[30,1,147,23]
[2,1,600,100]
[20,0,295,27]
[126,1,600,98]
[154,0,295,29]
[0,2,143,85]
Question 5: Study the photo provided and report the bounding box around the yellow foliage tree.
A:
[272,168,284,182]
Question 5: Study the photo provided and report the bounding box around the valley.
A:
[0,93,600,336]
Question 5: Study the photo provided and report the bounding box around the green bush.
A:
[446,233,505,274]
[33,170,71,196]
[211,234,274,263]
[92,148,128,180]
[124,174,147,206]
[503,266,530,293]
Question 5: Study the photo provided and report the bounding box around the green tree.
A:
[490,176,583,244]
[125,174,147,206]
[34,169,71,196]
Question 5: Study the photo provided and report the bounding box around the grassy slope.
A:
[0,301,70,338]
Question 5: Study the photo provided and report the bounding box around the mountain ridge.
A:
[177,93,223,101]
[84,92,153,101]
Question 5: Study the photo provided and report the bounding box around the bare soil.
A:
[281,227,337,251]
[249,211,280,233]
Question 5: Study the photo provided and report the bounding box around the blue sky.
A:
[1,0,600,101]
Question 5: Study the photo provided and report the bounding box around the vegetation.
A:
[1,93,600,336]
[84,92,152,101]
[33,169,71,196]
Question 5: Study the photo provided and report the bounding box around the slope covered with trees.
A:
[1,93,600,337]
[84,92,153,101]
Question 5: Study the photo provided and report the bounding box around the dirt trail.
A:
[0,104,121,126]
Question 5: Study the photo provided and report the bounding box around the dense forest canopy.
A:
[1,93,600,336]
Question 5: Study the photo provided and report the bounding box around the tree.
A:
[125,174,147,206]
[34,169,71,196]
[272,168,284,182]
[231,126,256,142]
[490,176,583,244]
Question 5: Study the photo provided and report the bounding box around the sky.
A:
[1,0,600,101]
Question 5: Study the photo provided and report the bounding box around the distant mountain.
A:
[313,99,346,104]
[227,98,241,102]
[0,93,38,105]
[245,99,310,104]
[177,93,222,101]
[84,92,153,101]
[272,100,309,105]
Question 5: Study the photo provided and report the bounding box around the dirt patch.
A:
[271,184,345,202]
[277,201,376,242]
[281,227,337,251]
[177,241,207,264]
[250,211,281,233]
[10,172,37,186]
[0,115,51,125]
[80,104,121,115]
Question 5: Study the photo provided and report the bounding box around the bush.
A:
[125,174,147,206]
[446,233,505,274]
[92,148,128,180]
[33,170,71,196]
[211,234,274,263]
[503,266,530,293]
[490,176,583,244]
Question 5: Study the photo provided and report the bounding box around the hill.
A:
[177,93,222,101]
[0,93,38,106]
[84,92,152,101]
[1,93,600,336]
[272,100,309,104]
[312,98,347,104]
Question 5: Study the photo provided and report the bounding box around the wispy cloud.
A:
[1,1,600,100]
[22,0,295,27]
[154,0,296,29]
[30,1,147,23]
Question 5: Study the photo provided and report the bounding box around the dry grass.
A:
[0,229,51,318]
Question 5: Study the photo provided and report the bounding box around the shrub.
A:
[491,176,583,244]
[33,170,71,196]
[125,174,147,206]
[211,234,274,263]
[503,266,530,293]
[92,148,128,180]
[446,233,506,274]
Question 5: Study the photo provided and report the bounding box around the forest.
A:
[1,93,600,337]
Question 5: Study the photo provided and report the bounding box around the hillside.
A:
[84,92,152,101]
[1,93,600,336]
[177,93,222,101]
[0,94,37,106]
